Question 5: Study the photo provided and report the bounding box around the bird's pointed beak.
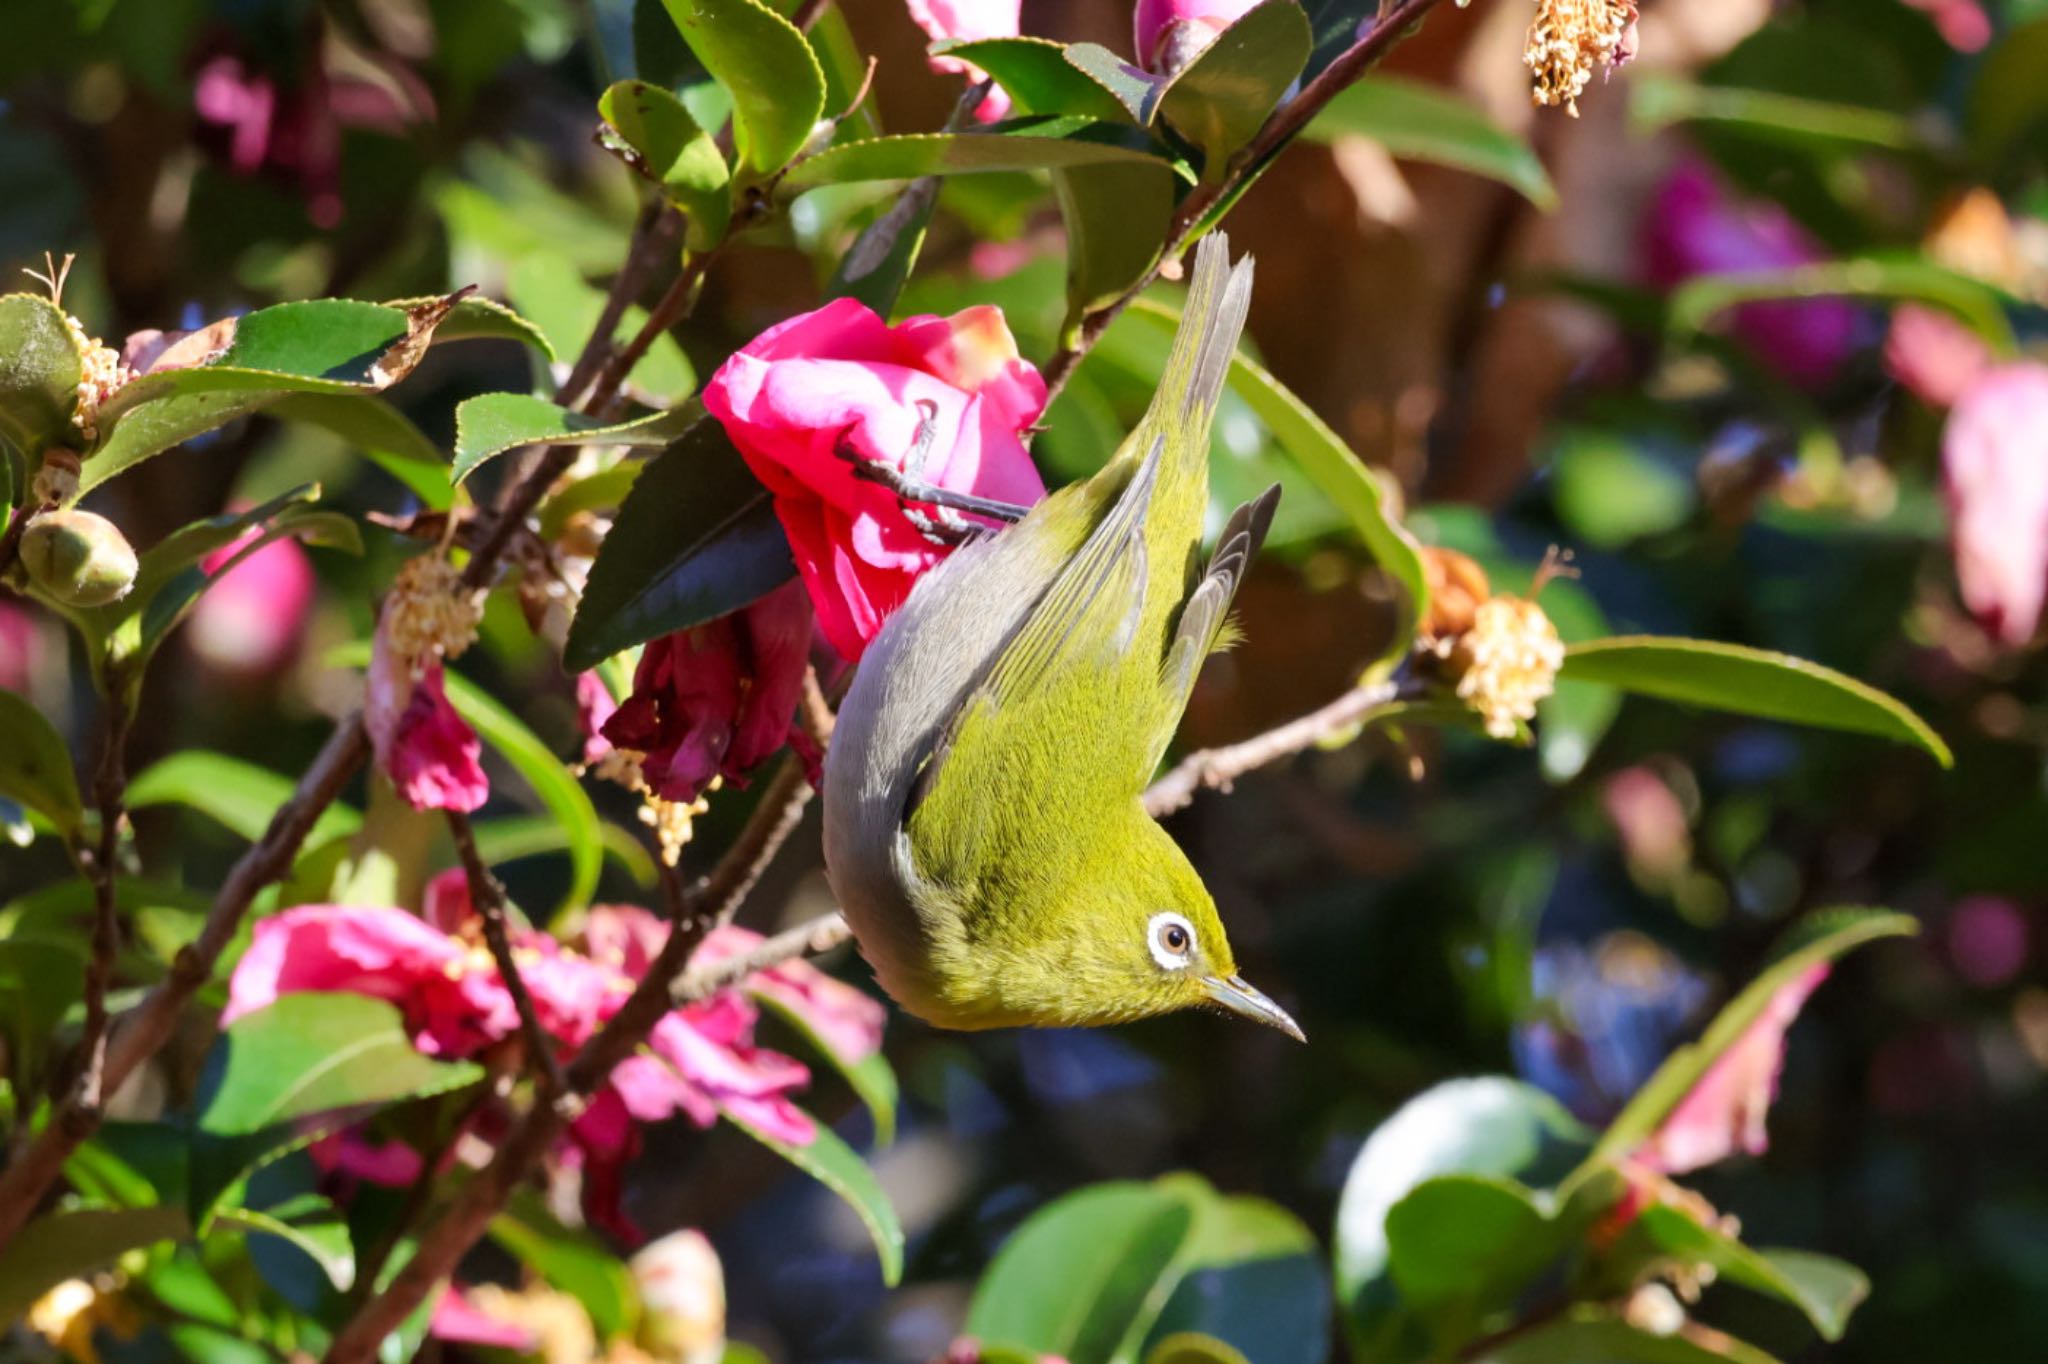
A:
[1201,974,1305,1043]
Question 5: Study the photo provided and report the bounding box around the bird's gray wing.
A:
[1148,483,1281,773]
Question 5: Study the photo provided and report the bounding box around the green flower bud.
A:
[19,509,138,607]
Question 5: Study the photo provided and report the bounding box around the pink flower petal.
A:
[1945,363,2048,647]
[430,1288,537,1350]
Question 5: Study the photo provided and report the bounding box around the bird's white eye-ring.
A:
[1148,911,1196,970]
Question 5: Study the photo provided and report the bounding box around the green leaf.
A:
[781,120,1177,193]
[127,750,363,848]
[599,79,732,248]
[1146,1335,1251,1364]
[968,1182,1195,1362]
[101,300,411,415]
[657,0,825,177]
[1559,637,1951,766]
[0,292,86,457]
[1143,1179,1327,1364]
[1613,1205,1866,1342]
[1307,75,1557,208]
[452,392,696,484]
[0,940,88,1085]
[1469,1308,1787,1364]
[724,1111,903,1285]
[472,815,659,889]
[77,392,271,496]
[1156,1,1312,180]
[197,993,485,1135]
[1665,258,2017,359]
[1593,908,1917,1162]
[1385,1175,1560,1347]
[0,1205,190,1323]
[750,990,898,1145]
[1124,298,1427,669]
[827,175,941,317]
[1630,74,1921,154]
[506,253,696,403]
[939,37,1132,121]
[216,1195,356,1291]
[0,688,82,835]
[1334,1078,1590,1357]
[1064,43,1168,123]
[492,1196,641,1340]
[268,393,453,513]
[565,417,794,671]
[380,294,557,360]
[1967,17,2048,171]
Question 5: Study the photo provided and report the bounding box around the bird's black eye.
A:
[1147,911,1196,969]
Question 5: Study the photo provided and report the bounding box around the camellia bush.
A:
[0,0,2041,1361]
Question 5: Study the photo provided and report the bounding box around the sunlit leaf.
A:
[599,78,732,248]
[724,1112,904,1285]
[127,750,363,847]
[1156,1,1312,180]
[452,392,695,484]
[0,292,87,458]
[657,0,824,177]
[782,120,1178,193]
[1308,75,1557,207]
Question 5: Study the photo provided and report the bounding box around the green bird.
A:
[822,234,1300,1040]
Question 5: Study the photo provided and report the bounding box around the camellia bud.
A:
[630,1229,725,1364]
[1134,0,1260,74]
[19,509,138,607]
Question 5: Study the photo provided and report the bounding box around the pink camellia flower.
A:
[695,924,886,1062]
[188,531,316,679]
[1903,0,1993,52]
[1636,963,1830,1175]
[600,579,816,802]
[1885,304,1993,408]
[704,300,1047,661]
[905,1,1020,121]
[364,606,489,814]
[1944,363,2048,648]
[0,601,44,693]
[1643,161,1859,389]
[1134,0,1260,71]
[429,1288,538,1352]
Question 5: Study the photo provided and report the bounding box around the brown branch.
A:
[676,911,851,1004]
[69,691,132,1119]
[1142,677,1405,817]
[446,810,566,1097]
[322,758,816,1362]
[1039,0,1457,402]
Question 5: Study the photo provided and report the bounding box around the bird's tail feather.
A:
[1157,233,1254,445]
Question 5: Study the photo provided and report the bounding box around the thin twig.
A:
[675,911,851,1004]
[1039,0,1456,403]
[322,758,817,1364]
[446,810,566,1097]
[1142,678,1406,817]
[69,689,132,1118]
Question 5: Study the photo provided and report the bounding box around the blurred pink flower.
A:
[1903,0,1992,51]
[1601,766,1690,884]
[429,1288,537,1351]
[1134,0,1259,70]
[1944,363,2048,648]
[1947,896,2029,989]
[904,0,1019,120]
[600,580,816,802]
[697,924,886,1061]
[228,895,849,1240]
[1636,963,1829,1175]
[309,1131,426,1187]
[704,299,1046,660]
[365,610,488,813]
[1885,304,1993,408]
[0,601,43,693]
[1643,161,1858,388]
[188,531,315,678]
[574,671,619,767]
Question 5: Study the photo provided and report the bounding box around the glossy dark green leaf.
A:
[1469,1308,1786,1364]
[0,1206,190,1323]
[0,687,82,835]
[0,292,86,458]
[1063,43,1168,123]
[724,1111,904,1285]
[1559,638,1951,766]
[657,0,824,177]
[102,301,410,415]
[1593,908,1916,1161]
[939,37,1131,121]
[1157,1,1312,179]
[1144,1177,1327,1364]
[197,993,484,1135]
[565,417,794,670]
[782,120,1176,193]
[127,750,363,847]
[599,78,732,247]
[1385,1175,1561,1348]
[216,1195,356,1291]
[1308,75,1557,207]
[1335,1078,1589,1357]
[379,294,557,360]
[452,392,696,484]
[751,990,899,1145]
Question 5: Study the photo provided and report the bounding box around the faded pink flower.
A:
[1903,0,1992,51]
[1643,161,1858,389]
[429,1288,537,1351]
[1886,304,1993,408]
[1601,766,1690,884]
[574,671,620,766]
[1134,0,1260,70]
[309,1131,427,1187]
[600,579,815,802]
[1944,363,2048,647]
[365,605,488,813]
[1946,895,2029,990]
[0,601,43,693]
[1636,963,1830,1175]
[704,300,1046,660]
[189,530,315,678]
[905,0,1020,120]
